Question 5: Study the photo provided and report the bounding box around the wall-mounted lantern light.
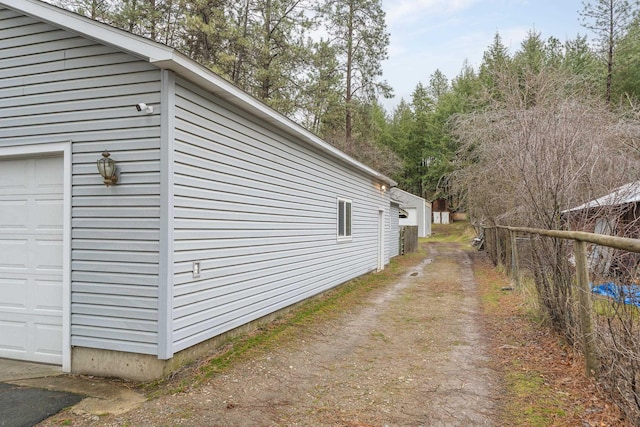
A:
[97,150,118,186]
[381,184,387,192]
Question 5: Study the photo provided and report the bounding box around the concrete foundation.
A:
[71,304,301,382]
[70,269,377,382]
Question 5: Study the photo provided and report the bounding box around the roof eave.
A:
[156,55,397,186]
[3,0,396,187]
[2,0,174,62]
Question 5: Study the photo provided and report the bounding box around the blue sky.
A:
[381,0,591,110]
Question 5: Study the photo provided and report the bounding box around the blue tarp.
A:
[592,282,640,307]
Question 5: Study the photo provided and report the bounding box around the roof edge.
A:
[157,55,397,186]
[2,0,397,187]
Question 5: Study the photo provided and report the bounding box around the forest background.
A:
[51,0,640,228]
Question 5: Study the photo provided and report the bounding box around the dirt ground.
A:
[40,231,629,426]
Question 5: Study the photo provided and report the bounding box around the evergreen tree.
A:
[54,0,112,20]
[479,32,511,100]
[580,0,637,103]
[562,35,603,96]
[318,0,392,141]
[612,14,640,102]
[248,0,314,114]
[299,40,344,136]
[180,0,237,77]
[427,69,450,101]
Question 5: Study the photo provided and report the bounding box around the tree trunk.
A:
[149,0,157,41]
[606,0,614,104]
[233,0,250,85]
[128,0,137,33]
[345,0,353,142]
[260,0,272,100]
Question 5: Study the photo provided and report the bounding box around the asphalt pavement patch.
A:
[0,382,83,427]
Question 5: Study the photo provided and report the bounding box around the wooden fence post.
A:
[495,228,503,268]
[574,240,598,377]
[505,230,512,275]
[510,230,520,288]
[484,228,496,265]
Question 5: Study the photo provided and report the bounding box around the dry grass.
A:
[474,253,630,426]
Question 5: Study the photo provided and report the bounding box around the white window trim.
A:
[337,197,353,241]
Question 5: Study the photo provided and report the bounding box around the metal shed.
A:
[390,188,431,238]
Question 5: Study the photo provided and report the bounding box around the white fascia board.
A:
[5,0,397,187]
[391,187,426,204]
[156,55,397,186]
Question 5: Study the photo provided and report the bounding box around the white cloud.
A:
[384,0,480,26]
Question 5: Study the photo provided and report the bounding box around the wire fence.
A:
[482,225,640,424]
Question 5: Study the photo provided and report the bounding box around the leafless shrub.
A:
[458,66,640,422]
[453,68,638,229]
[595,299,640,425]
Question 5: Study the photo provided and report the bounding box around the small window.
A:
[337,198,352,240]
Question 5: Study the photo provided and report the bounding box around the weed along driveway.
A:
[40,224,631,426]
[42,229,499,426]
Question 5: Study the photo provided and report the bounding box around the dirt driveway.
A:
[42,240,499,426]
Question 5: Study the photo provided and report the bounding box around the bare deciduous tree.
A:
[453,65,639,334]
[454,65,640,423]
[453,67,638,229]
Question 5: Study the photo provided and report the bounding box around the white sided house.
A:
[390,188,431,238]
[0,0,396,380]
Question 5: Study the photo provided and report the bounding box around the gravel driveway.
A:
[41,241,498,426]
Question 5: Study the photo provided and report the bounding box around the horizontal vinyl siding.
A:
[390,203,400,257]
[0,9,162,355]
[173,78,389,351]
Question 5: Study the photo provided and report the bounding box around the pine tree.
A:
[580,0,636,103]
[318,0,392,141]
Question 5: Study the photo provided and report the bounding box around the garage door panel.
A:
[34,321,63,358]
[0,319,28,353]
[34,156,63,188]
[0,239,28,269]
[34,239,63,270]
[0,155,63,365]
[0,278,27,309]
[35,199,63,230]
[0,200,28,229]
[0,161,28,191]
[34,279,63,312]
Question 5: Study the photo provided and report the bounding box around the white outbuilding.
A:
[390,188,431,238]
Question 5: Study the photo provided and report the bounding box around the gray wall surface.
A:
[1,6,393,362]
[390,203,400,257]
[0,8,163,355]
[171,78,390,353]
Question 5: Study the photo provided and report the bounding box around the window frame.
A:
[337,197,353,241]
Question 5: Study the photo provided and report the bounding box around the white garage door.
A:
[0,155,64,365]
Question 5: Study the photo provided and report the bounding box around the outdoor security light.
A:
[135,102,153,114]
[97,150,118,186]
